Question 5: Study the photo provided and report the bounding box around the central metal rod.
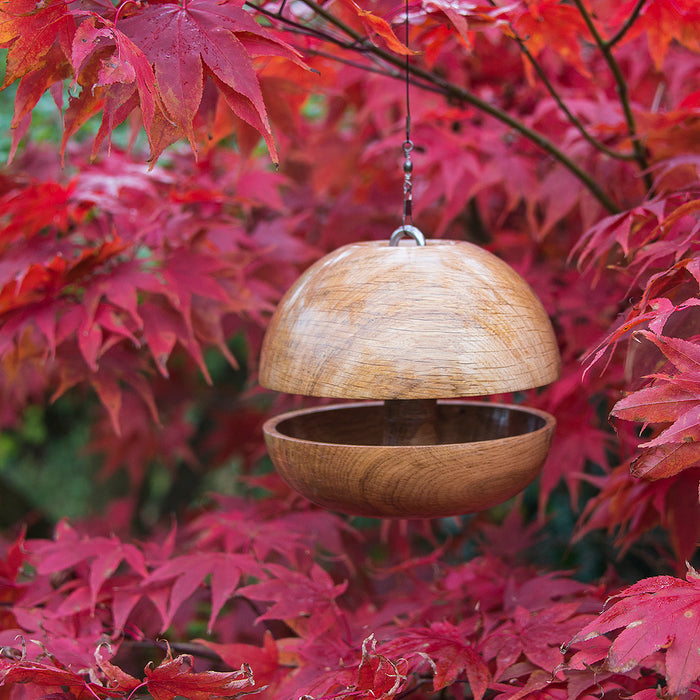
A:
[382,399,438,446]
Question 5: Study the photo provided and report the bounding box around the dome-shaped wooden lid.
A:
[260,240,560,398]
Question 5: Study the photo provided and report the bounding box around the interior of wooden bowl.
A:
[270,401,548,446]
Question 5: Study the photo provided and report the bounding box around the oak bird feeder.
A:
[259,227,561,518]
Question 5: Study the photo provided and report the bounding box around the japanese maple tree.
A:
[1,0,700,699]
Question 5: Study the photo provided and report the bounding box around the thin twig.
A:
[251,0,473,98]
[396,677,433,699]
[126,639,224,663]
[513,34,636,161]
[572,0,654,195]
[291,0,621,213]
[299,47,447,97]
[126,638,299,670]
[606,0,647,48]
[484,0,636,162]
[246,1,363,50]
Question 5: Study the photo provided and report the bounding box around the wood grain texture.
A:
[263,400,556,518]
[259,240,560,398]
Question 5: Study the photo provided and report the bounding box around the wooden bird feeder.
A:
[259,229,560,518]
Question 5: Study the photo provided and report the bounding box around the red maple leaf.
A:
[386,622,489,699]
[187,500,353,565]
[237,563,348,637]
[355,634,410,699]
[67,16,162,158]
[512,0,593,79]
[118,0,304,162]
[568,565,700,696]
[614,382,699,425]
[144,649,255,700]
[482,602,594,680]
[25,520,147,612]
[94,645,142,695]
[0,659,102,698]
[144,551,264,632]
[420,0,513,49]
[196,631,281,690]
[611,0,700,69]
[333,0,416,56]
[0,532,25,583]
[0,0,74,88]
[1,0,306,162]
[611,332,700,479]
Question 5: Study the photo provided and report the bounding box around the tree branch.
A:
[263,0,620,213]
[249,3,489,100]
[248,0,362,50]
[572,0,654,194]
[490,5,637,162]
[298,47,448,98]
[607,0,647,48]
[126,639,224,664]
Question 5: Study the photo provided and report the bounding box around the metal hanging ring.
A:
[390,225,426,247]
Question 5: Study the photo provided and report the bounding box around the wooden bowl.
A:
[260,240,560,399]
[263,400,555,518]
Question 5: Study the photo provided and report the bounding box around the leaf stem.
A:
[290,0,621,214]
[572,0,654,194]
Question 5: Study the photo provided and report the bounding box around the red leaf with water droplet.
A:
[118,0,304,162]
[0,0,74,88]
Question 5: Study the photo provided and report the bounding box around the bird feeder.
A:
[259,227,560,518]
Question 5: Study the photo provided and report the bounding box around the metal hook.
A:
[390,225,426,247]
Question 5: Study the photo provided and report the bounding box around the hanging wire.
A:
[391,0,425,246]
[402,0,414,229]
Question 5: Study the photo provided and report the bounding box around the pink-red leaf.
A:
[119,0,303,161]
[612,382,699,424]
[356,635,409,699]
[237,563,347,636]
[640,404,700,448]
[144,650,255,700]
[641,332,700,374]
[336,0,417,55]
[569,569,700,695]
[0,0,74,87]
[144,552,263,632]
[631,440,700,479]
[390,622,489,699]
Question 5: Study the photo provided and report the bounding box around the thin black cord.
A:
[401,0,414,227]
[404,0,411,144]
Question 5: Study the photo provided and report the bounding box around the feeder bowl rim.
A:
[263,400,556,448]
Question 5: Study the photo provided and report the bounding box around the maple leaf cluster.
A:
[2,0,700,699]
[0,146,322,480]
[3,501,700,700]
[0,0,309,164]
